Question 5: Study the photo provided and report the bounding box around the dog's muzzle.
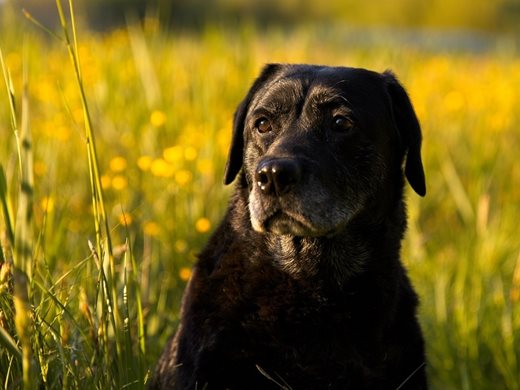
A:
[251,157,314,235]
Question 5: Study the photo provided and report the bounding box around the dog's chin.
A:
[252,211,329,237]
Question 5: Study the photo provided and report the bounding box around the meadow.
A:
[1,4,520,389]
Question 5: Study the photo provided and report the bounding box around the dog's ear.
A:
[383,71,426,197]
[224,64,282,185]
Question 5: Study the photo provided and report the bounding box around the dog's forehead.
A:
[251,65,386,111]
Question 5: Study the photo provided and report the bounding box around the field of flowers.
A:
[1,5,520,389]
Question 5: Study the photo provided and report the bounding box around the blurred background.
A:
[0,0,519,389]
[4,0,520,30]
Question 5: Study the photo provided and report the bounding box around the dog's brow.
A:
[310,92,352,110]
[252,80,302,114]
[250,102,289,117]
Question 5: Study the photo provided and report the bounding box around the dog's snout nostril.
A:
[255,159,301,196]
[257,166,272,192]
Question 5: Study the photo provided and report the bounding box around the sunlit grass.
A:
[0,4,519,389]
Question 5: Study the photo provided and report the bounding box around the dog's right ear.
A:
[223,64,282,185]
[383,70,426,197]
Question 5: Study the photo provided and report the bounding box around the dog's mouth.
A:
[261,210,323,237]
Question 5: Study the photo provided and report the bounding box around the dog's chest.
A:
[205,257,357,344]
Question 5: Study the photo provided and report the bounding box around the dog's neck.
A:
[265,233,368,286]
[265,213,404,287]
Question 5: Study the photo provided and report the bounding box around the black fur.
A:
[152,64,428,389]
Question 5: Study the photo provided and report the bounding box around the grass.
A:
[0,2,520,389]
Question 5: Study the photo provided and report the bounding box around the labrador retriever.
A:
[151,64,428,389]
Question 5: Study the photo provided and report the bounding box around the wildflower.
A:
[109,156,127,172]
[163,146,183,164]
[118,212,132,226]
[184,146,198,161]
[144,221,160,236]
[137,155,152,171]
[40,196,55,213]
[195,217,211,233]
[111,175,128,191]
[179,267,192,281]
[175,170,192,186]
[150,159,174,178]
[100,175,111,189]
[150,110,166,127]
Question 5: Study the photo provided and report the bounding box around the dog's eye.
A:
[333,116,353,132]
[255,118,272,133]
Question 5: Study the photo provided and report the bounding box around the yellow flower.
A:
[111,175,128,191]
[110,156,127,172]
[150,110,166,127]
[179,267,192,282]
[40,196,55,213]
[137,156,152,171]
[144,221,160,236]
[118,212,132,226]
[195,217,211,233]
[163,145,183,164]
[175,170,192,186]
[150,159,174,178]
[184,146,198,161]
[101,175,111,189]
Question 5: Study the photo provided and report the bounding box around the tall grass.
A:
[0,2,520,389]
[1,1,147,388]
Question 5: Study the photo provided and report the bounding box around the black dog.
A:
[152,64,428,389]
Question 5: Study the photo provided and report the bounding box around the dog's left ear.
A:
[224,64,282,185]
[383,71,426,197]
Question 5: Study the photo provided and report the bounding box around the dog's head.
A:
[224,64,425,237]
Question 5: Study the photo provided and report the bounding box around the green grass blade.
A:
[0,164,14,247]
[32,279,90,343]
[55,2,124,383]
[0,325,22,361]
[14,52,34,278]
[21,9,63,41]
[0,47,22,176]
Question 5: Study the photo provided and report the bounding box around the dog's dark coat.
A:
[152,64,428,389]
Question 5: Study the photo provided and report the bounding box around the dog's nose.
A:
[255,159,301,196]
